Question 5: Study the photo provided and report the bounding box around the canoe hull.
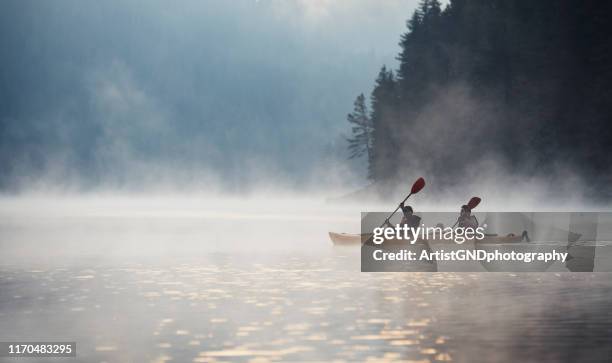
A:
[329,232,524,246]
[328,232,367,246]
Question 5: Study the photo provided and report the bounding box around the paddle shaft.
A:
[380,193,412,228]
[362,177,424,245]
[362,193,412,245]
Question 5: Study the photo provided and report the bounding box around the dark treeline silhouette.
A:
[347,0,612,195]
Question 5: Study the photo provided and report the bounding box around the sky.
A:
[0,0,422,192]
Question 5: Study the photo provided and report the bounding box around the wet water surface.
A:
[2,254,612,363]
[1,199,612,362]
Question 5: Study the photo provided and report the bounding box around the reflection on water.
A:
[2,255,612,363]
[1,198,612,362]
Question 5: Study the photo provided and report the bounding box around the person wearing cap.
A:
[457,205,479,228]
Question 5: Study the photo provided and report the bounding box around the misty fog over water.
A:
[2,1,612,362]
[0,0,425,191]
[1,197,612,362]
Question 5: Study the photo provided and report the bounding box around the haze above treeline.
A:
[0,0,420,193]
[346,0,612,199]
[2,1,612,199]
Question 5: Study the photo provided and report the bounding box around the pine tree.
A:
[346,93,373,169]
[369,66,398,181]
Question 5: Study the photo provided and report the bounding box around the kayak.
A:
[328,232,368,246]
[329,232,525,246]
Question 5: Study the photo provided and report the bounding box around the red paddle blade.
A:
[410,177,426,194]
[467,197,481,210]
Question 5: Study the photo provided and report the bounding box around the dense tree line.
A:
[347,0,612,191]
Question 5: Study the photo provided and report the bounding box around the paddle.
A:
[452,196,481,228]
[387,177,426,222]
[364,177,425,244]
[466,196,481,210]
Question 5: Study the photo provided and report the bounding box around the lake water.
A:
[1,196,611,362]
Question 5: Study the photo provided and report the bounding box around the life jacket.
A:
[401,214,421,229]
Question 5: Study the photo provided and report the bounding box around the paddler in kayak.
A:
[400,203,436,269]
[399,202,421,228]
[457,204,479,228]
[383,202,421,229]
